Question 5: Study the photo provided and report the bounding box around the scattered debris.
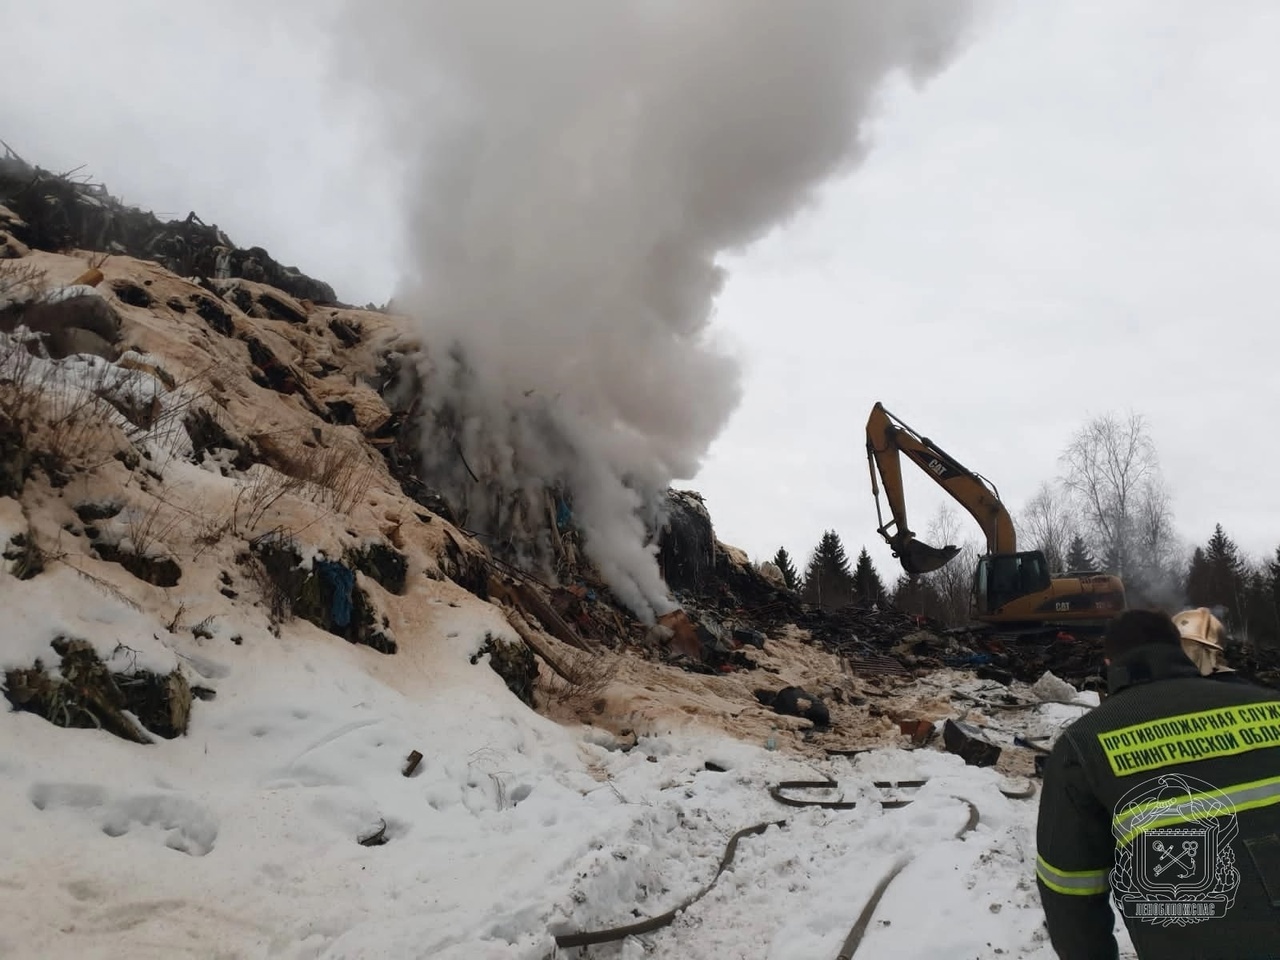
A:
[897,718,936,745]
[403,750,424,778]
[246,537,396,654]
[358,819,389,847]
[756,686,830,729]
[942,718,1002,768]
[999,777,1037,799]
[1031,671,1081,704]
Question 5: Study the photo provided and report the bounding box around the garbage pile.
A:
[0,145,337,304]
[1229,644,1280,688]
[785,599,1104,687]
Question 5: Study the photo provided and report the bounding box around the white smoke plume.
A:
[334,0,978,622]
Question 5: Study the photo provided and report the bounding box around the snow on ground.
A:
[0,568,1138,959]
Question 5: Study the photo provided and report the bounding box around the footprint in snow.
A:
[29,782,219,856]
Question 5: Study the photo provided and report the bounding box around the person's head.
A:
[1103,609,1181,664]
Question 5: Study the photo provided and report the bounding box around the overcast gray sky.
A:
[5,1,1278,583]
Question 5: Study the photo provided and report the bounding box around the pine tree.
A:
[1241,566,1279,649]
[1065,534,1095,573]
[1270,546,1280,612]
[1185,546,1212,607]
[1100,541,1123,577]
[850,547,887,607]
[802,530,855,612]
[1244,545,1280,649]
[772,547,800,591]
[1206,524,1245,606]
[1188,525,1247,632]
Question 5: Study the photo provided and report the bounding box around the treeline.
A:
[770,532,889,611]
[764,411,1280,648]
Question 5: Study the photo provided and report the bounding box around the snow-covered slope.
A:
[0,247,1137,959]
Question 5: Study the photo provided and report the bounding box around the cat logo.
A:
[927,458,947,478]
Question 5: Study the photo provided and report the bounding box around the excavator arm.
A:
[866,401,1017,576]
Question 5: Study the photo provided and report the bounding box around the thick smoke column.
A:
[336,1,976,621]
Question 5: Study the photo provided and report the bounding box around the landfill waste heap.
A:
[2,150,1277,767]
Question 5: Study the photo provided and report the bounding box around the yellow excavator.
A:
[865,401,1126,629]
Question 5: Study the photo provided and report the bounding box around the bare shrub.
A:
[543,649,623,712]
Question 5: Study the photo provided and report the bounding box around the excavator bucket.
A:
[900,540,962,577]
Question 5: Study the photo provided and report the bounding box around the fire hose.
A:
[551,779,983,956]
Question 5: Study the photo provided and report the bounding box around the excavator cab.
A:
[972,551,1053,616]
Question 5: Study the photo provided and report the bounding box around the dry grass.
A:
[54,554,144,612]
[114,358,224,458]
[296,439,377,514]
[0,260,225,479]
[255,430,378,517]
[233,466,305,536]
[0,259,48,304]
[0,334,127,471]
[122,497,183,556]
[183,465,305,549]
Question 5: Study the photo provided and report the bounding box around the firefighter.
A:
[1035,609,1280,959]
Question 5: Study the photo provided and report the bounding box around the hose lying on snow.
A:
[552,818,789,949]
[770,779,927,810]
[552,779,977,953]
[836,799,980,960]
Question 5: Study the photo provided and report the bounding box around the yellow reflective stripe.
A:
[1112,774,1280,847]
[1096,701,1280,776]
[1036,855,1110,896]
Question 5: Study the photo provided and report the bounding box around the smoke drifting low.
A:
[336,1,976,621]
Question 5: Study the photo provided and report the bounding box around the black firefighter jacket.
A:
[1036,642,1280,960]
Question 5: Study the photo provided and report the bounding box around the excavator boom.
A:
[866,402,1016,575]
